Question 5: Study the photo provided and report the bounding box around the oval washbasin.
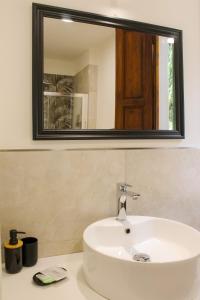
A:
[83,216,200,300]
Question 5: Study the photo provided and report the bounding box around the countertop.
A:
[2,252,106,300]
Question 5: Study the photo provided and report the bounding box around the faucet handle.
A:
[118,183,132,192]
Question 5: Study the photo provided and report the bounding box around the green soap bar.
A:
[36,274,55,284]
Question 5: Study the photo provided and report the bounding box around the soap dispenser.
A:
[4,229,26,274]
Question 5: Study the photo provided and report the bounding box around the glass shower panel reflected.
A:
[72,94,88,129]
[43,92,88,130]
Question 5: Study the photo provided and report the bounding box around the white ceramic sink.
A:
[83,216,200,300]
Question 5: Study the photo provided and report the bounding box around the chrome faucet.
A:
[117,183,140,221]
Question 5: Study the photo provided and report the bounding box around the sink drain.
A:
[133,253,151,262]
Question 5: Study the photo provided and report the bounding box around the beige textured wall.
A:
[1,148,200,258]
[0,150,124,257]
[126,148,200,228]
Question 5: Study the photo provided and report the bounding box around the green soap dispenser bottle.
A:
[4,229,26,274]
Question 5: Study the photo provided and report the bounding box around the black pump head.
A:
[9,229,26,245]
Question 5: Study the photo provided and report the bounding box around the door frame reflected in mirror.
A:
[32,3,184,140]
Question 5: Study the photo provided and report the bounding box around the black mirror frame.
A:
[32,3,184,140]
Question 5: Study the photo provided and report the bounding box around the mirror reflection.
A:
[43,17,176,131]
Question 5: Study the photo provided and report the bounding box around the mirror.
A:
[33,3,184,139]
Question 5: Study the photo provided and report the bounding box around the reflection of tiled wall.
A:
[74,66,89,94]
[43,66,98,130]
[1,148,200,258]
[74,65,98,128]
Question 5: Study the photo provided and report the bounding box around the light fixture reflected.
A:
[167,38,175,44]
[62,18,74,23]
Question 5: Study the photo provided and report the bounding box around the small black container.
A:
[22,237,38,267]
[5,246,23,274]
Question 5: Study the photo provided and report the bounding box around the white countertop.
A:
[2,252,106,300]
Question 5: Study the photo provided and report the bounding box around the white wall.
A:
[159,36,170,130]
[44,57,77,75]
[96,34,116,129]
[75,51,90,74]
[0,0,200,149]
[0,232,1,300]
[44,50,95,76]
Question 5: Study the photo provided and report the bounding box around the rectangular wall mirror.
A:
[32,3,184,139]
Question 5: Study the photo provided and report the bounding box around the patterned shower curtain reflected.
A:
[43,73,74,129]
